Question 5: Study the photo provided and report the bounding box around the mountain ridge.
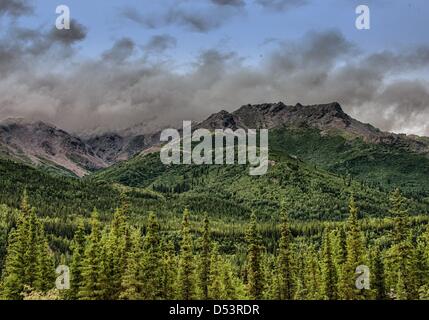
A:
[1,102,429,176]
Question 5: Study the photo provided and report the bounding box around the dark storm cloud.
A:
[121,1,245,33]
[255,0,307,11]
[211,0,246,7]
[103,38,135,62]
[48,19,87,45]
[0,0,32,17]
[143,35,177,54]
[1,29,429,136]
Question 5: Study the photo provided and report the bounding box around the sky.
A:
[0,0,429,135]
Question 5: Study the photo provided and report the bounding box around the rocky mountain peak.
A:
[0,118,108,177]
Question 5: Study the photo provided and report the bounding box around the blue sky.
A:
[18,0,429,64]
[1,0,429,135]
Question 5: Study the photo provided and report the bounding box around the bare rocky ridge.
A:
[0,118,108,177]
[197,102,429,154]
[1,102,428,176]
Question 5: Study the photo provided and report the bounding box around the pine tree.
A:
[198,215,211,300]
[208,243,223,299]
[1,196,28,299]
[221,258,238,300]
[69,219,86,299]
[160,240,177,299]
[387,189,413,299]
[177,208,196,300]
[321,229,337,300]
[370,245,386,300]
[120,227,142,300]
[395,271,407,300]
[390,188,408,244]
[79,210,104,300]
[276,202,293,300]
[106,205,129,299]
[34,231,55,292]
[338,196,365,300]
[245,212,263,300]
[1,192,54,299]
[141,212,162,299]
[304,244,322,300]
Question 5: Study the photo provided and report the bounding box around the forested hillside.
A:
[1,103,429,300]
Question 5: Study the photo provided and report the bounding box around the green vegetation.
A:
[0,190,428,300]
[0,126,429,300]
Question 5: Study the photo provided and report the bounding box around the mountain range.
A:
[1,101,428,178]
[1,101,429,221]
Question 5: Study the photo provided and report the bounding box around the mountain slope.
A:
[0,118,108,177]
[89,142,429,220]
[198,102,429,154]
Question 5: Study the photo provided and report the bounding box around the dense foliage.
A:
[1,190,429,300]
[1,126,429,300]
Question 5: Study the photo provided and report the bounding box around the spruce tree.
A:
[304,244,322,300]
[106,205,129,299]
[198,215,211,300]
[120,228,142,300]
[370,245,386,300]
[79,210,104,300]
[245,212,263,300]
[276,202,293,300]
[338,196,365,300]
[160,240,177,299]
[141,212,162,299]
[387,189,413,299]
[208,243,223,299]
[34,231,55,292]
[1,192,54,299]
[321,229,337,300]
[69,219,86,299]
[177,208,196,300]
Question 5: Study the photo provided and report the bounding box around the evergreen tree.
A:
[321,229,337,300]
[276,203,293,300]
[120,228,142,300]
[1,192,54,299]
[79,210,104,300]
[370,245,386,300]
[387,189,413,299]
[141,212,162,299]
[198,215,211,300]
[208,243,223,299]
[245,212,263,300]
[177,208,196,300]
[106,205,129,299]
[69,219,86,299]
[160,240,177,300]
[390,188,408,244]
[338,196,365,300]
[304,244,322,300]
[34,232,55,292]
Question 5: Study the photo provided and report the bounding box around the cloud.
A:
[1,28,429,136]
[48,19,87,45]
[103,38,135,62]
[0,0,32,17]
[143,34,177,54]
[121,1,245,33]
[255,0,307,11]
[211,0,246,7]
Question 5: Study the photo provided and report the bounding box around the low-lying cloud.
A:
[1,14,429,136]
